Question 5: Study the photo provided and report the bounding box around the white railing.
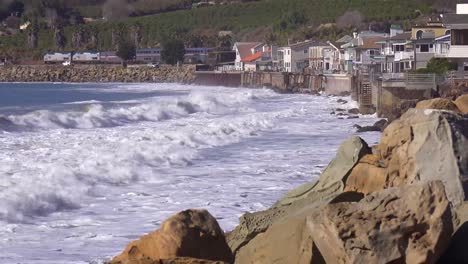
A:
[448,46,468,58]
[382,72,406,81]
[394,51,413,61]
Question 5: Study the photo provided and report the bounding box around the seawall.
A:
[0,65,196,83]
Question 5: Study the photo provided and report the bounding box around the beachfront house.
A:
[308,42,331,73]
[341,31,386,73]
[241,45,277,72]
[442,4,468,73]
[278,40,319,73]
[377,32,414,73]
[233,42,264,71]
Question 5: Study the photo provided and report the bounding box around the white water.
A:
[0,83,380,263]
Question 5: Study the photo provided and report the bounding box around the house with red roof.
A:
[233,42,277,71]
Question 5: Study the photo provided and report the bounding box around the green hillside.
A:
[0,0,454,62]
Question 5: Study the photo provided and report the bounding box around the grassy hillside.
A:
[0,0,444,61]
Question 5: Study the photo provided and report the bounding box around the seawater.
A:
[0,83,380,263]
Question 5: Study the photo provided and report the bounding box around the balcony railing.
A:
[394,52,413,61]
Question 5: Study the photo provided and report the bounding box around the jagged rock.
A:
[309,181,453,264]
[415,98,460,112]
[438,202,468,264]
[110,209,233,264]
[455,94,468,114]
[378,109,468,207]
[354,119,388,133]
[348,108,360,114]
[337,99,348,104]
[347,115,359,119]
[227,136,371,254]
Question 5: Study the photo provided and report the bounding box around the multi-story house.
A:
[308,42,330,72]
[341,31,386,73]
[411,16,448,69]
[241,45,277,72]
[377,32,414,73]
[233,42,264,71]
[442,4,468,72]
[278,40,320,73]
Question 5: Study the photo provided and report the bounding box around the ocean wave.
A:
[0,89,263,132]
[0,90,297,223]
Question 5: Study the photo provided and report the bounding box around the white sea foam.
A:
[0,84,381,264]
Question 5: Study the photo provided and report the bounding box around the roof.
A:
[435,34,451,42]
[241,51,263,62]
[443,13,468,29]
[376,32,412,44]
[412,38,435,44]
[288,40,326,51]
[336,35,353,43]
[234,42,263,59]
[359,36,385,49]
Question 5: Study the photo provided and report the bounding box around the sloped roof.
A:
[234,42,263,59]
[359,36,385,49]
[242,51,263,62]
[289,40,326,51]
[443,13,468,29]
[336,35,353,43]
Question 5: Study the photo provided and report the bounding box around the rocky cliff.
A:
[0,65,195,83]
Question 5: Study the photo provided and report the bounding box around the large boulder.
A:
[455,94,468,114]
[234,192,362,264]
[309,181,453,264]
[415,98,460,112]
[227,136,371,254]
[378,109,468,207]
[110,209,233,264]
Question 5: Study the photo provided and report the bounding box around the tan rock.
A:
[344,154,387,194]
[378,109,468,207]
[112,257,227,264]
[110,209,233,264]
[454,94,468,113]
[415,98,460,112]
[309,181,453,264]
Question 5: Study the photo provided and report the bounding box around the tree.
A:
[8,0,25,17]
[116,39,136,68]
[416,58,457,74]
[161,38,185,65]
[336,10,364,30]
[103,0,129,20]
[27,19,39,49]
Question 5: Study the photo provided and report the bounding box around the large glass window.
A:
[420,44,429,52]
[395,45,405,52]
[452,29,468,45]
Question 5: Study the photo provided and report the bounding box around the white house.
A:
[232,42,263,71]
[308,42,330,72]
[342,31,386,73]
[278,40,321,73]
[377,32,414,73]
[442,4,468,72]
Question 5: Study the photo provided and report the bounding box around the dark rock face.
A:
[354,119,388,132]
[347,108,360,114]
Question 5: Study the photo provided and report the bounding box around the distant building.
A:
[341,31,386,73]
[377,32,414,73]
[442,4,468,72]
[277,40,320,73]
[232,42,264,71]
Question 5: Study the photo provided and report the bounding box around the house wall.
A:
[244,62,257,72]
[411,27,448,39]
[323,74,353,95]
[291,48,309,73]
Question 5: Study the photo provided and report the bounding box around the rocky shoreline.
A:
[103,94,468,264]
[0,65,196,83]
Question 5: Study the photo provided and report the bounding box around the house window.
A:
[420,44,429,52]
[304,49,308,54]
[395,45,405,52]
[416,30,423,40]
[430,44,433,48]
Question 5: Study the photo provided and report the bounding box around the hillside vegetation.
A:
[0,0,458,62]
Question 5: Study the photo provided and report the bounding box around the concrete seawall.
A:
[0,65,196,83]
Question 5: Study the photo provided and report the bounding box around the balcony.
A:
[447,45,468,58]
[394,51,413,61]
